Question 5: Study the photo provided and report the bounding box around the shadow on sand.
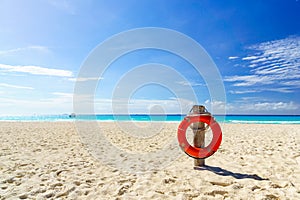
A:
[194,165,269,181]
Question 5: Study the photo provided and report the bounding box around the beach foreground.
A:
[0,122,299,199]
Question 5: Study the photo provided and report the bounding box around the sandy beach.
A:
[0,122,299,199]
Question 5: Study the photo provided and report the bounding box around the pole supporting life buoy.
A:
[177,115,222,159]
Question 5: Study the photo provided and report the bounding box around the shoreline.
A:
[0,120,300,125]
[0,114,300,125]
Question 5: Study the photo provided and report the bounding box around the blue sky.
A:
[0,0,299,115]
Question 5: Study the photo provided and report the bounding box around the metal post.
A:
[191,105,206,167]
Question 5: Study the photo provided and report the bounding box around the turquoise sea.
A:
[0,114,299,124]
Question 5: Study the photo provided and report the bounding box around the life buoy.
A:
[177,115,222,159]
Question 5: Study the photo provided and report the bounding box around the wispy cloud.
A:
[0,83,34,90]
[204,99,227,114]
[203,99,299,114]
[68,77,102,82]
[229,87,293,94]
[281,80,300,86]
[239,101,298,112]
[52,92,73,98]
[176,81,205,87]
[228,56,239,60]
[0,95,73,115]
[224,75,275,86]
[229,89,259,94]
[93,98,195,114]
[0,64,73,77]
[225,36,300,91]
[0,45,50,56]
[242,56,259,61]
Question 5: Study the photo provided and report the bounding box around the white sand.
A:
[0,122,299,199]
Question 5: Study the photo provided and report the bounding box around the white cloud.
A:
[228,56,239,60]
[0,45,50,55]
[240,101,298,112]
[249,64,257,68]
[281,80,300,86]
[176,81,205,87]
[0,83,34,90]
[229,89,258,94]
[250,57,268,63]
[68,77,102,82]
[204,99,228,115]
[247,36,300,73]
[242,56,259,60]
[229,87,293,94]
[94,98,299,115]
[52,92,73,98]
[67,97,195,114]
[207,100,299,114]
[226,36,300,90]
[71,93,197,115]
[0,95,73,115]
[0,64,73,77]
[264,88,294,93]
[254,65,286,75]
[27,45,50,52]
[224,75,274,86]
[95,98,195,114]
[224,75,256,82]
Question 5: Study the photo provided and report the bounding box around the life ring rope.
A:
[177,115,222,159]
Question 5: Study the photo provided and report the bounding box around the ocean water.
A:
[0,114,299,124]
[222,115,300,124]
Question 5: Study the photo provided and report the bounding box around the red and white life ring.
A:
[177,115,222,159]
